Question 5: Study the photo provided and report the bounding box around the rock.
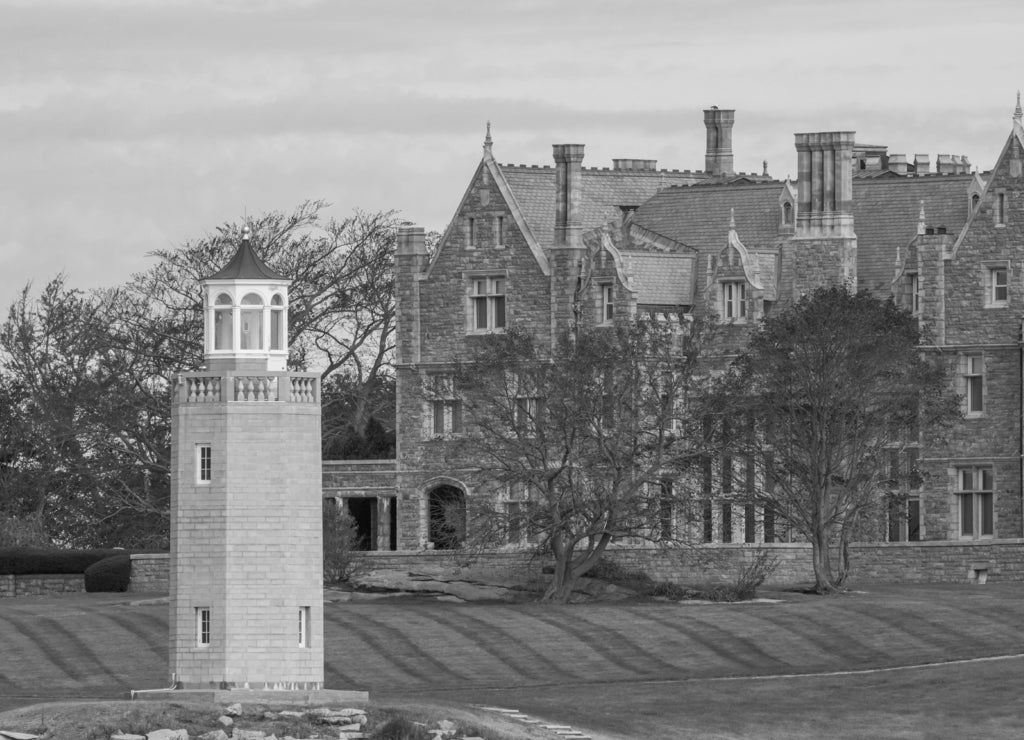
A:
[217,715,234,728]
[262,711,279,720]
[197,731,229,740]
[111,734,146,740]
[279,710,305,718]
[335,725,361,732]
[307,707,332,717]
[224,703,243,717]
[436,720,456,734]
[146,731,188,740]
[231,731,266,740]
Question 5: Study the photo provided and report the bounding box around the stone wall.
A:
[125,539,1024,595]
[0,573,85,597]
[129,552,170,593]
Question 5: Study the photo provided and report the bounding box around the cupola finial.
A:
[483,121,493,153]
[1015,91,1023,124]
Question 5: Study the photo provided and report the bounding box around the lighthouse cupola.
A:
[201,226,290,372]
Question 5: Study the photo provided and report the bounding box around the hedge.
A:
[84,553,131,592]
[0,547,127,575]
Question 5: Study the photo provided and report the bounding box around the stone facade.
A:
[329,102,1024,574]
[129,552,169,593]
[170,233,324,690]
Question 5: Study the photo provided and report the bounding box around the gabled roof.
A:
[205,233,288,281]
[854,175,973,292]
[499,164,705,248]
[631,181,786,252]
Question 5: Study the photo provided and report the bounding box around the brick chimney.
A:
[704,107,735,176]
[794,131,855,238]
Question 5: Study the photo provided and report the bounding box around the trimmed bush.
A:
[84,553,131,592]
[0,547,125,575]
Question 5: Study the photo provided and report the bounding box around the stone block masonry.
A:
[0,573,85,597]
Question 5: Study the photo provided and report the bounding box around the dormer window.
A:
[600,284,614,324]
[721,281,747,322]
[783,201,793,225]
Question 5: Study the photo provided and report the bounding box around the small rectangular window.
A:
[721,502,733,543]
[431,397,463,436]
[988,267,1008,306]
[996,192,1006,225]
[298,606,310,647]
[467,217,476,247]
[906,273,920,315]
[196,607,211,646]
[964,355,984,415]
[196,444,212,484]
[496,215,505,246]
[600,284,614,324]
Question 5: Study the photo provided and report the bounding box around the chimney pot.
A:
[703,108,736,176]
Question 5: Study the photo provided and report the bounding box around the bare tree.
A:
[453,319,713,602]
[713,287,958,592]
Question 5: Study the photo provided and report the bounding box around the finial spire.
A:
[1015,91,1022,124]
[762,159,768,176]
[917,200,926,235]
[483,120,492,153]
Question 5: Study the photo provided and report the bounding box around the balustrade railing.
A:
[176,371,319,405]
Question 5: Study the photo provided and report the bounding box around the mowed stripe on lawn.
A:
[4,583,1024,709]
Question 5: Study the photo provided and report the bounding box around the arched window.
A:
[240,293,264,350]
[214,293,233,350]
[783,201,793,225]
[972,193,981,211]
[428,486,466,549]
[270,293,285,351]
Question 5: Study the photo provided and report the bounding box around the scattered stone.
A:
[197,731,229,740]
[335,724,361,732]
[436,720,456,734]
[279,710,305,718]
[146,731,188,740]
[217,715,234,728]
[306,707,332,717]
[262,711,279,720]
[335,709,366,718]
[224,703,243,717]
[110,734,145,740]
[231,730,266,740]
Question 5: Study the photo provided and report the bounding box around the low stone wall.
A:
[124,539,1024,594]
[0,573,86,597]
[129,552,170,593]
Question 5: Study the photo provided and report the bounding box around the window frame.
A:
[600,283,614,325]
[298,606,311,648]
[468,275,507,333]
[963,354,985,417]
[196,444,212,485]
[721,280,747,322]
[196,607,211,647]
[906,272,920,315]
[986,265,1009,307]
[957,466,994,539]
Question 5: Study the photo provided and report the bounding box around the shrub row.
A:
[84,553,131,592]
[0,547,127,575]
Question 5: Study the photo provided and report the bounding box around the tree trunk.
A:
[810,528,837,593]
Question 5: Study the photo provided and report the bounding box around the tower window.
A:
[495,215,505,247]
[906,273,920,315]
[298,606,311,647]
[214,293,233,350]
[196,607,211,646]
[196,444,212,484]
[240,293,264,350]
[270,294,285,350]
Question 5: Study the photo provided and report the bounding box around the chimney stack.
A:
[794,131,855,238]
[704,107,735,176]
[553,144,585,248]
[914,154,930,174]
[888,153,909,174]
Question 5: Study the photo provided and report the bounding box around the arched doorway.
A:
[427,485,466,550]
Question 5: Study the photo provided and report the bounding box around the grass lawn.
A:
[1,582,1023,738]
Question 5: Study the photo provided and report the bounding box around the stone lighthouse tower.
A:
[169,227,324,691]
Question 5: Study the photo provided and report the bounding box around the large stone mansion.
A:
[324,100,1024,559]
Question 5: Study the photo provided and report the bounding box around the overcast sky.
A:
[2,0,1022,311]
